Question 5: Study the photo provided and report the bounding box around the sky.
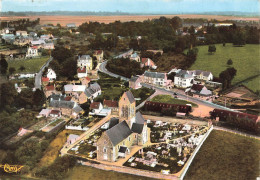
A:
[1,0,259,14]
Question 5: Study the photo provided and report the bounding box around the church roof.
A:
[125,91,135,103]
[106,121,132,146]
[131,123,144,134]
[135,111,145,124]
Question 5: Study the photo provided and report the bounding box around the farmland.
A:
[189,43,260,91]
[1,15,259,26]
[8,56,49,73]
[185,130,260,180]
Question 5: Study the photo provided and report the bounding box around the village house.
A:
[141,58,157,69]
[30,39,46,48]
[49,99,83,118]
[26,46,39,58]
[46,68,56,81]
[129,76,143,89]
[41,77,49,85]
[16,31,28,37]
[1,27,15,35]
[66,23,76,28]
[97,91,149,162]
[84,82,102,101]
[130,53,140,62]
[89,102,111,116]
[77,67,88,78]
[191,70,213,81]
[93,50,104,62]
[39,109,51,117]
[188,84,212,97]
[143,71,172,89]
[77,55,93,70]
[64,84,87,104]
[174,70,194,88]
[44,85,57,98]
[103,99,118,115]
[147,49,163,55]
[49,110,62,118]
[43,42,55,50]
[80,77,91,86]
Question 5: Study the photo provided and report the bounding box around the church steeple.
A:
[118,91,136,126]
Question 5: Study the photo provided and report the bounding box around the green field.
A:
[185,130,260,180]
[8,56,49,73]
[242,76,260,92]
[66,165,153,180]
[189,44,260,91]
[150,94,198,107]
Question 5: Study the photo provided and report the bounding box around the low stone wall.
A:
[65,125,89,131]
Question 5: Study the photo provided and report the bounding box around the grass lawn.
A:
[49,118,64,127]
[242,76,260,92]
[8,56,49,73]
[185,130,260,180]
[188,44,260,91]
[66,165,153,180]
[150,95,198,107]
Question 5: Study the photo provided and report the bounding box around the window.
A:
[123,141,125,145]
[135,135,137,138]
[128,137,131,141]
[103,148,107,153]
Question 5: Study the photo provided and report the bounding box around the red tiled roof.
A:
[144,101,191,113]
[94,50,103,55]
[141,58,149,64]
[64,96,72,101]
[212,109,259,123]
[42,77,49,82]
[32,46,38,49]
[85,77,91,81]
[90,102,101,109]
[103,99,118,108]
[50,110,60,115]
[77,68,86,73]
[46,85,55,91]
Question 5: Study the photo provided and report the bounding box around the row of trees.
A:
[106,58,145,78]
[0,18,40,31]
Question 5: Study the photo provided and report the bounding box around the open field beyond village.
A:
[189,43,260,91]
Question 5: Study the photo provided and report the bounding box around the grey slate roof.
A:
[72,105,83,113]
[106,121,132,146]
[131,123,144,134]
[49,100,75,109]
[144,71,165,79]
[78,55,91,60]
[175,70,193,79]
[130,76,139,82]
[108,118,119,129]
[135,111,145,124]
[85,83,101,97]
[49,94,66,101]
[126,91,135,104]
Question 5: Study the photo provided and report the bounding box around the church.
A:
[96,91,149,162]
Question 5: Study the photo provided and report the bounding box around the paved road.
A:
[99,59,238,112]
[34,56,53,90]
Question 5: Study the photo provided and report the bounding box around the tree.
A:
[233,31,246,46]
[227,59,233,65]
[219,67,237,90]
[208,45,216,54]
[33,89,46,106]
[167,72,176,82]
[170,16,182,30]
[0,54,8,74]
[51,46,73,63]
[19,65,26,72]
[129,39,139,51]
[0,82,17,109]
[9,67,16,74]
